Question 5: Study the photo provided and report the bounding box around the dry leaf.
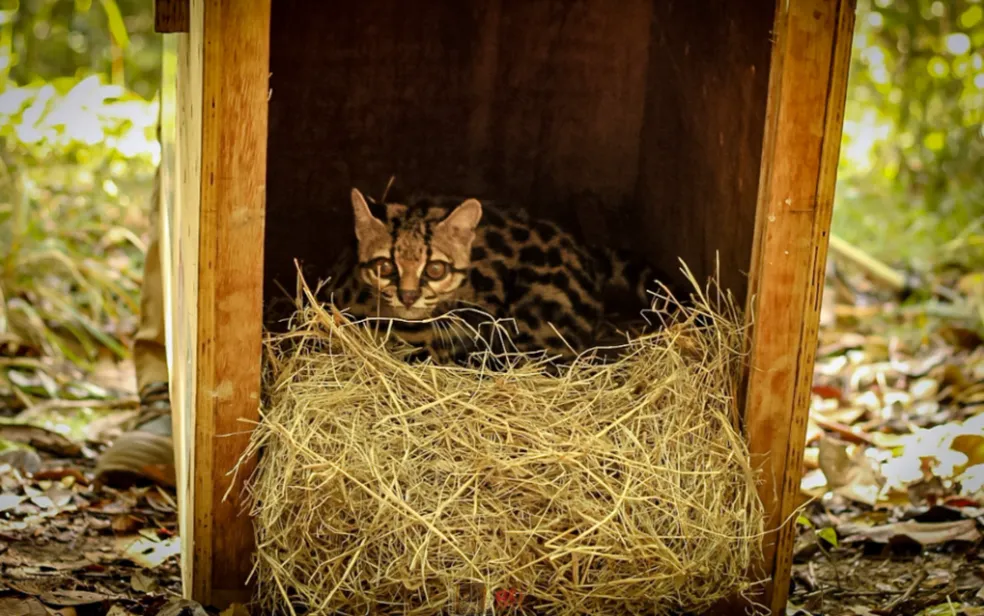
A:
[818,436,884,505]
[38,590,109,607]
[130,570,158,593]
[111,514,143,534]
[157,599,208,616]
[0,449,42,475]
[117,535,180,568]
[0,597,47,616]
[0,492,25,512]
[842,519,981,546]
[0,424,81,458]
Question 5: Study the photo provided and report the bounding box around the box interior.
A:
[263,0,775,312]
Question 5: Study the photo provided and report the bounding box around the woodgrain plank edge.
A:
[741,0,856,612]
[762,1,856,612]
[191,0,271,606]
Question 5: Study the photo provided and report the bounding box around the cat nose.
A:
[398,289,421,307]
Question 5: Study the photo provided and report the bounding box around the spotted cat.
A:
[323,188,669,365]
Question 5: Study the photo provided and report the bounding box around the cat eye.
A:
[369,258,395,277]
[424,261,449,280]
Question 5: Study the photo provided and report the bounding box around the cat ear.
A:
[437,199,482,239]
[351,188,386,242]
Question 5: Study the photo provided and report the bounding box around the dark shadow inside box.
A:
[262,0,773,328]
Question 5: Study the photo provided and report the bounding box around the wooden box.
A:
[155,0,855,612]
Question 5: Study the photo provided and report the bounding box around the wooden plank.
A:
[189,0,271,606]
[742,0,856,612]
[162,0,270,606]
[155,0,190,33]
[159,18,202,599]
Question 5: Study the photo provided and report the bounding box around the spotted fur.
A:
[324,188,666,365]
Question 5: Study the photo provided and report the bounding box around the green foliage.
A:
[0,75,157,367]
[0,0,158,379]
[834,0,984,270]
[1,0,160,99]
[816,526,838,547]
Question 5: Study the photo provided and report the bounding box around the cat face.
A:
[350,188,482,319]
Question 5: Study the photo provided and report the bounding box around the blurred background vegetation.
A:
[835,0,984,271]
[0,0,981,410]
[0,0,159,430]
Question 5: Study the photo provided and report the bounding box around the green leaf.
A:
[99,0,130,49]
[924,132,946,151]
[817,527,838,547]
[796,515,813,529]
[960,5,982,29]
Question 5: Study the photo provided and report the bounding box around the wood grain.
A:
[155,0,190,33]
[163,0,270,605]
[742,0,856,612]
[636,0,774,302]
[159,18,202,598]
[192,0,270,605]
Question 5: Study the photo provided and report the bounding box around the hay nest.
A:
[241,270,764,615]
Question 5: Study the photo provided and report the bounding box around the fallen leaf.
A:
[0,493,25,512]
[910,377,941,400]
[939,325,983,350]
[0,449,42,474]
[145,488,176,513]
[43,485,74,509]
[841,519,981,546]
[111,514,143,534]
[130,570,158,593]
[0,424,82,458]
[38,590,109,607]
[818,436,884,505]
[117,535,180,568]
[0,597,47,616]
[812,383,843,401]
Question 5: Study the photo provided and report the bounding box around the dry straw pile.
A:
[242,270,764,616]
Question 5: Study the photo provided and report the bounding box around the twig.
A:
[811,415,876,446]
[15,396,139,420]
[884,570,928,614]
[828,234,907,293]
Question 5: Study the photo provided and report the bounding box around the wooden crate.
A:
[155,0,856,612]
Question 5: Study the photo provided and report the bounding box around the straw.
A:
[240,263,765,616]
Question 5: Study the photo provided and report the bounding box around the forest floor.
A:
[1,259,983,616]
[786,262,984,616]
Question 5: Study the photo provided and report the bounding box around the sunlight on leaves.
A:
[945,33,972,56]
[816,526,838,547]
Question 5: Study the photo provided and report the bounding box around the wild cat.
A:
[319,188,670,366]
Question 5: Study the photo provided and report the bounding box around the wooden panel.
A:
[164,0,271,606]
[635,0,775,301]
[264,0,653,305]
[192,0,270,606]
[159,22,201,598]
[155,0,190,33]
[743,0,856,612]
